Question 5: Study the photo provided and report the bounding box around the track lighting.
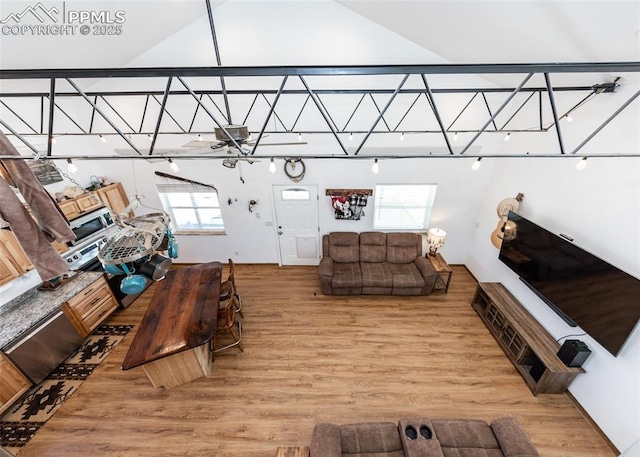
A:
[349,132,353,141]
[99,135,106,143]
[453,132,458,141]
[269,158,276,174]
[566,114,574,122]
[66,158,78,174]
[198,134,203,141]
[371,158,379,174]
[298,132,303,141]
[400,132,405,142]
[147,134,152,141]
[50,136,57,144]
[471,157,482,171]
[168,158,179,173]
[575,157,587,171]
[504,133,511,142]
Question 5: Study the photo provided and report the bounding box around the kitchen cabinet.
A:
[0,230,33,285]
[0,230,69,285]
[0,352,32,415]
[95,182,130,216]
[61,275,118,338]
[58,192,103,220]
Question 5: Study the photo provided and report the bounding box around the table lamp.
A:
[427,228,446,255]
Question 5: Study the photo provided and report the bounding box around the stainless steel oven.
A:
[68,207,114,247]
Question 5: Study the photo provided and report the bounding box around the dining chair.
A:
[212,294,243,355]
[219,258,243,317]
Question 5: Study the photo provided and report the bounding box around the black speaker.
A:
[557,339,591,367]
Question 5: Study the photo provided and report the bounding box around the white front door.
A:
[272,185,320,266]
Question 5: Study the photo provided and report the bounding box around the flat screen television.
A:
[498,211,640,357]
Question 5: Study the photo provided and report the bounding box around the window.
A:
[373,184,437,230]
[156,183,225,233]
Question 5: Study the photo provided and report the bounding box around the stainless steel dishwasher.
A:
[3,310,83,384]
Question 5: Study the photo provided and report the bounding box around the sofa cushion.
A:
[360,232,387,263]
[431,419,501,450]
[340,422,404,456]
[329,232,361,263]
[490,418,539,457]
[388,263,425,289]
[332,262,362,289]
[386,233,420,264]
[361,262,393,288]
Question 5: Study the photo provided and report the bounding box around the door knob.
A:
[278,230,283,235]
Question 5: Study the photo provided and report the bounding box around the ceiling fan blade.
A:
[181,140,225,149]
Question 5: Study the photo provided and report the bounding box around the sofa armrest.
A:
[310,423,342,457]
[319,257,334,278]
[414,256,437,279]
[490,418,539,457]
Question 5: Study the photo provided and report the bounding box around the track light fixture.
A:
[453,132,458,141]
[504,133,511,142]
[471,157,482,171]
[198,134,203,141]
[298,132,303,141]
[349,132,353,141]
[66,158,78,174]
[566,114,574,122]
[400,132,405,142]
[575,157,587,171]
[99,135,106,143]
[168,158,179,173]
[50,136,57,144]
[269,158,276,174]
[371,158,379,174]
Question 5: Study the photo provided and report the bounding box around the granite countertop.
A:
[0,272,104,350]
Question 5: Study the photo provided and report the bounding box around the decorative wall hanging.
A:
[490,193,524,248]
[326,188,372,221]
[284,158,306,182]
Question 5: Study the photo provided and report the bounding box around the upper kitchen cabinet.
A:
[95,183,130,216]
[58,192,103,220]
[0,229,33,285]
[57,183,129,221]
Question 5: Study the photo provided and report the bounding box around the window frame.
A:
[156,183,226,235]
[372,183,438,231]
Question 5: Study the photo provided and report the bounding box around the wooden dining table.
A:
[121,261,222,388]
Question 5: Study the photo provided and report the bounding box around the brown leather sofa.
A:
[319,232,437,295]
[310,417,539,457]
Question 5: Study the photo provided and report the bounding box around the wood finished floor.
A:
[18,264,614,457]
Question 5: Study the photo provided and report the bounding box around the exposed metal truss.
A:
[0,62,639,161]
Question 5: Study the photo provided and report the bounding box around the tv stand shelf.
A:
[472,282,584,395]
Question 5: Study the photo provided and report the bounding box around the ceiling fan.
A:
[182,125,306,153]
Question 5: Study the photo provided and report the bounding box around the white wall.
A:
[465,116,640,453]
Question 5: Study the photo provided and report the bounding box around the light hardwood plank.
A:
[17,264,614,457]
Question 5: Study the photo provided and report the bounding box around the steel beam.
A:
[421,74,453,155]
[204,0,232,124]
[149,77,173,156]
[249,76,288,156]
[544,73,566,154]
[1,62,639,79]
[354,74,409,155]
[65,78,142,155]
[460,73,534,154]
[46,78,55,156]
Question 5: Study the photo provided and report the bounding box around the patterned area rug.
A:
[0,324,133,454]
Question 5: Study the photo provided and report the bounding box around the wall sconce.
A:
[427,228,447,255]
[248,199,259,212]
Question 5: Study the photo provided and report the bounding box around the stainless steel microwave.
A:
[68,206,114,247]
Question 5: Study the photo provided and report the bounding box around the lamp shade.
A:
[427,228,446,255]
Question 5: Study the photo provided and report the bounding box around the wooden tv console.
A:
[471,282,584,395]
